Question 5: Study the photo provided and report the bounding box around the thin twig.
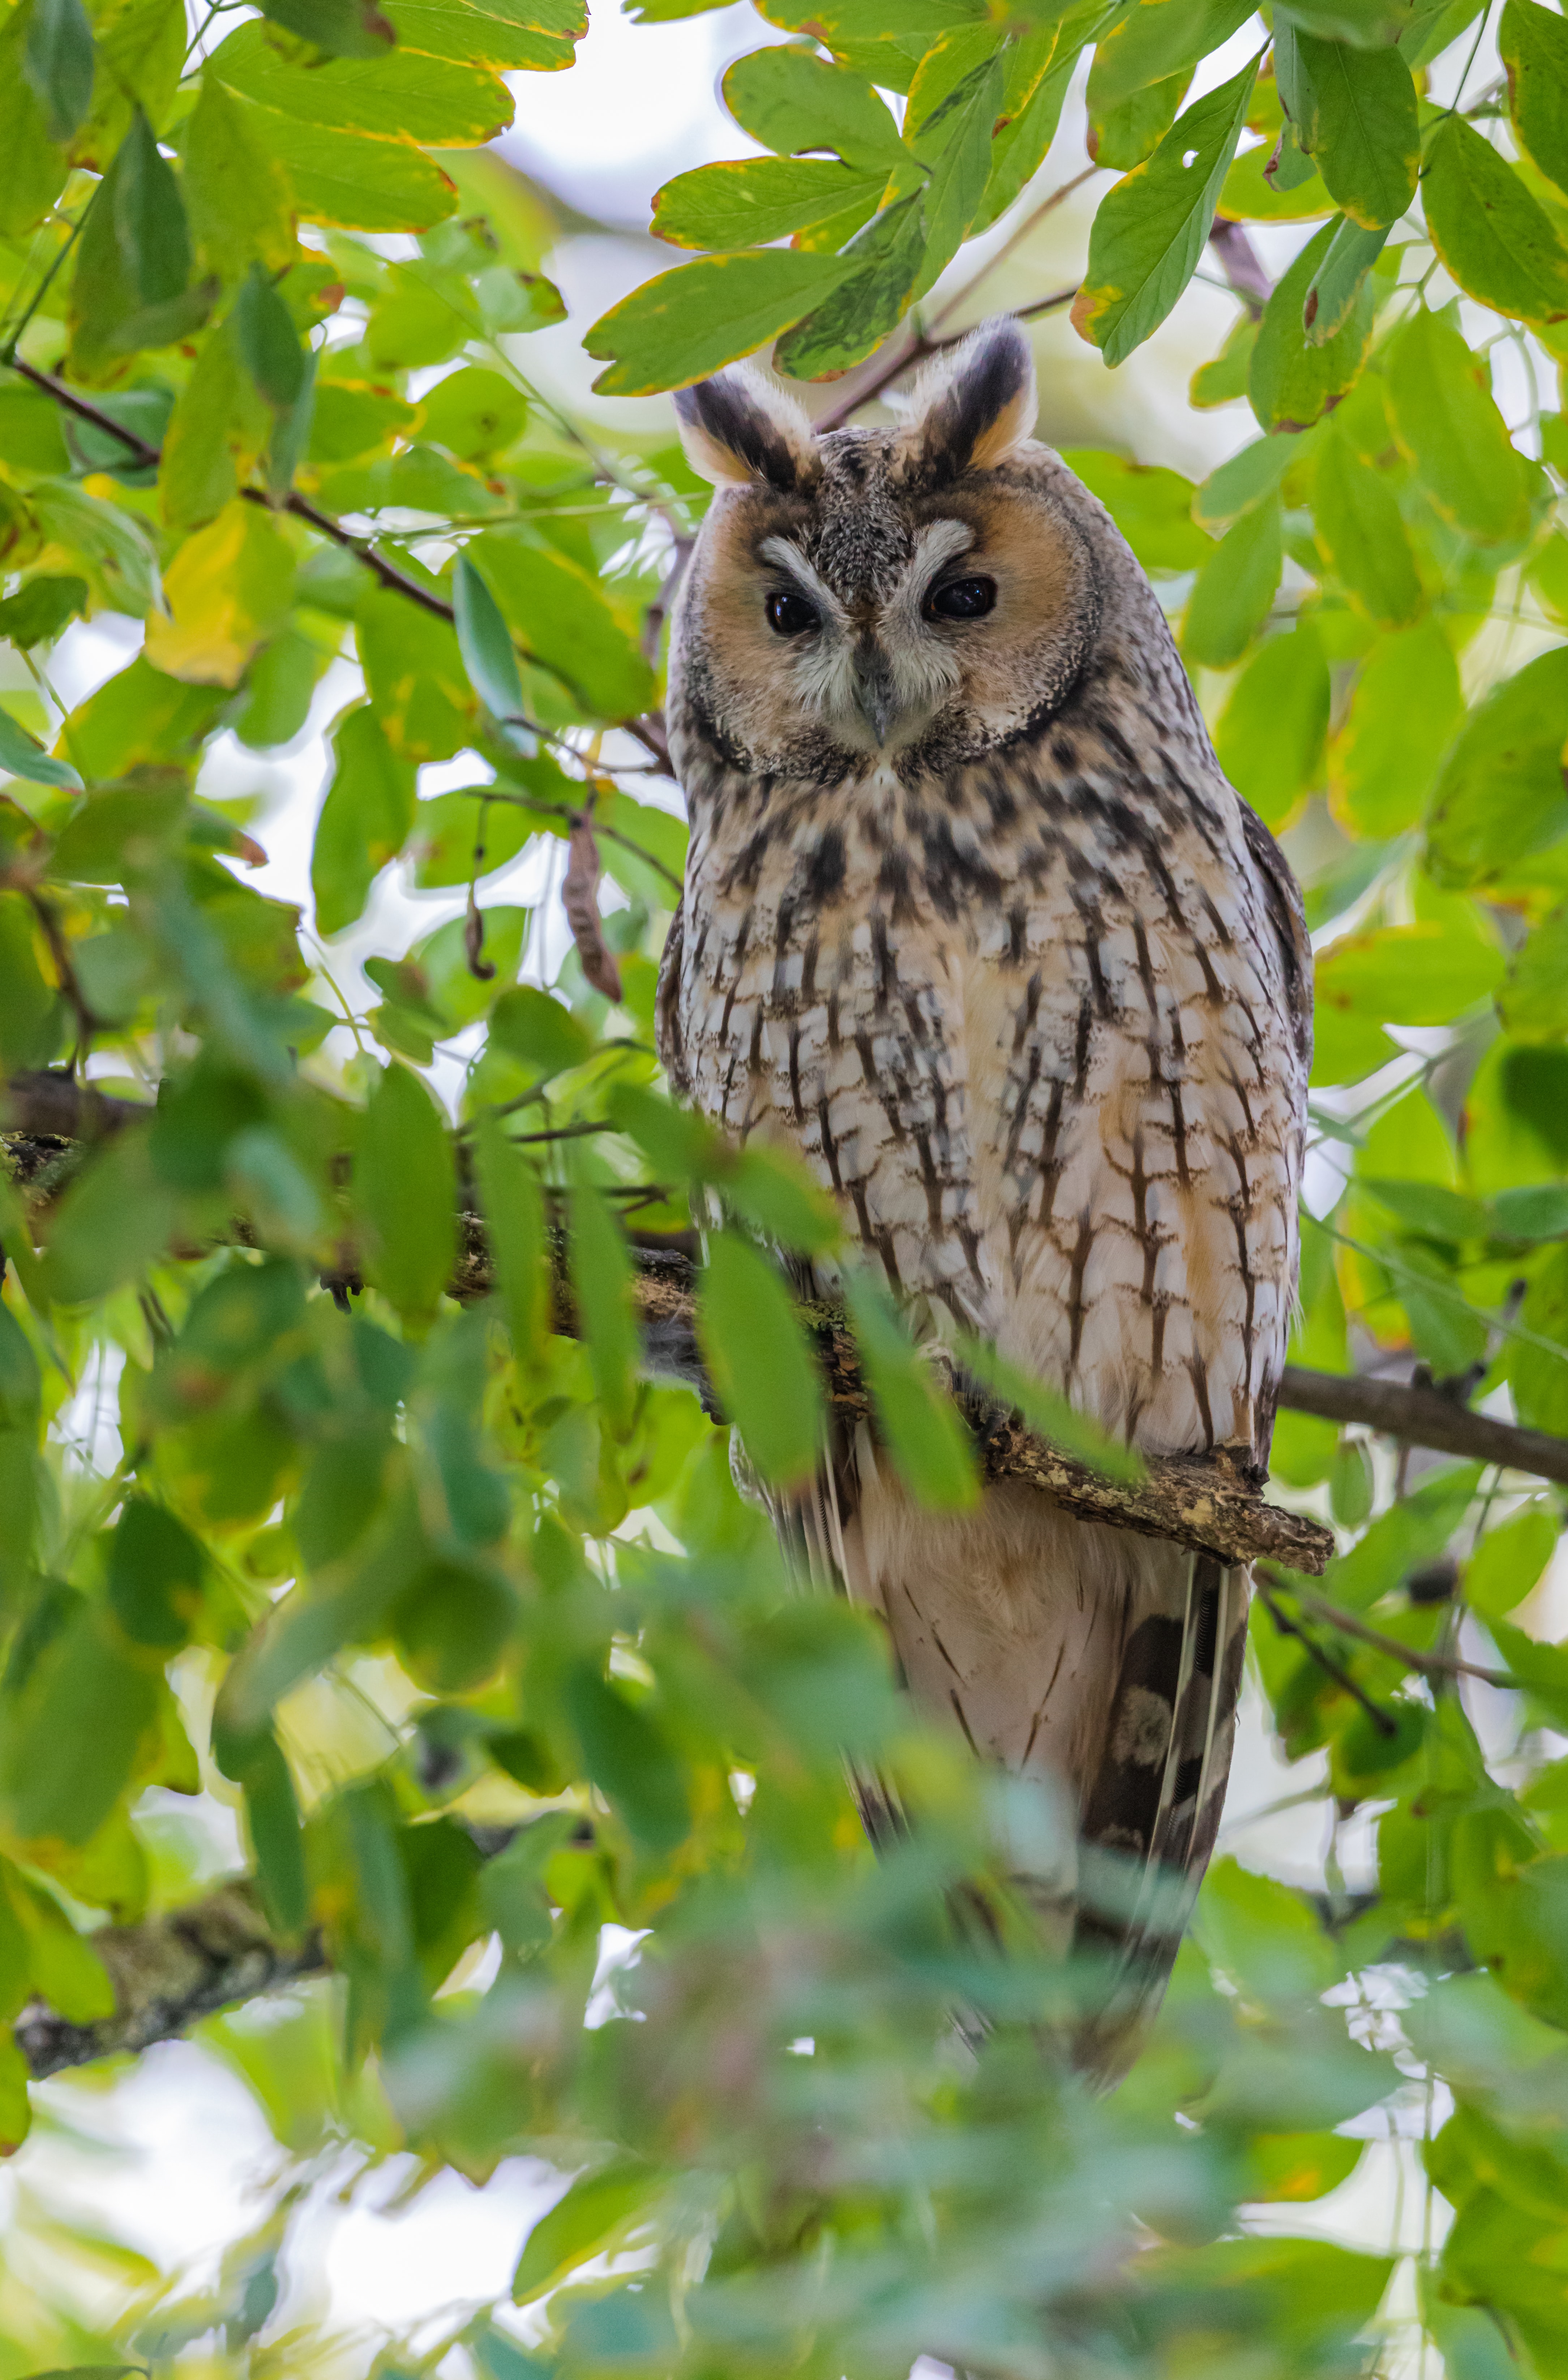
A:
[1261,1573,1518,1693]
[1256,1574,1399,1736]
[811,164,1097,433]
[11,358,673,761]
[813,285,1079,435]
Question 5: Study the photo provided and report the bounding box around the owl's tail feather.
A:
[772,1426,1249,2084]
[1070,1553,1250,2079]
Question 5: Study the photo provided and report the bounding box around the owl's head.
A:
[668,318,1106,784]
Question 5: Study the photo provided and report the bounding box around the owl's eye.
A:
[925,575,997,622]
[765,588,819,636]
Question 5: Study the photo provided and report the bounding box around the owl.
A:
[657,318,1312,2071]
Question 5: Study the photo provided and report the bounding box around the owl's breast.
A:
[672,760,1308,1462]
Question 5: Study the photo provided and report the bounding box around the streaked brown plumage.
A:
[659,320,1311,2069]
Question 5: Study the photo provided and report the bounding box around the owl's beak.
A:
[851,641,897,747]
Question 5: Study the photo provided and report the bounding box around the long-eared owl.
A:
[657,318,1312,2070]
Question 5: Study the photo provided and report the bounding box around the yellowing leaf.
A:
[1423,113,1568,326]
[181,68,294,280]
[144,500,294,686]
[1384,305,1532,546]
[1072,56,1259,367]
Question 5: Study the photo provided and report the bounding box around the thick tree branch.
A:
[17,1883,325,2081]
[1280,1364,1568,1490]
[7,1076,1567,1538]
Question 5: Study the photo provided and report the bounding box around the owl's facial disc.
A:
[757,518,984,753]
[672,317,1102,778]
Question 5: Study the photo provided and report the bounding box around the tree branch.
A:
[8,1074,1567,1528]
[1281,1364,1568,1489]
[10,360,670,759]
[16,1883,326,2081]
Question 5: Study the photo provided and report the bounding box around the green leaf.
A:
[69,105,200,374]
[3,1604,159,1847]
[467,534,653,722]
[1426,648,1568,888]
[488,982,592,1077]
[306,378,423,465]
[1321,1461,1483,1612]
[453,553,527,737]
[7,1869,113,2023]
[107,1497,204,1650]
[40,1127,177,1305]
[1313,924,1503,1085]
[408,786,532,890]
[513,2157,662,2303]
[772,191,928,380]
[1303,214,1390,342]
[843,1272,978,1512]
[259,0,395,56]
[652,156,882,251]
[1384,306,1531,545]
[474,1111,549,1368]
[0,2029,30,2156]
[415,365,527,458]
[386,0,585,72]
[1423,112,1568,326]
[356,586,475,762]
[1291,32,1417,226]
[23,0,94,146]
[1058,450,1211,574]
[234,1726,308,1935]
[1214,621,1330,826]
[1249,216,1376,430]
[1502,0,1568,196]
[311,703,416,937]
[1089,0,1254,111]
[1194,430,1307,531]
[354,1062,457,1326]
[1189,312,1258,407]
[210,19,510,146]
[909,47,1007,286]
[111,105,192,307]
[1328,619,1462,838]
[564,1665,689,1853]
[720,43,907,171]
[0,5,66,238]
[1182,495,1282,668]
[569,1180,638,1437]
[585,248,856,398]
[245,107,460,233]
[233,261,305,411]
[697,1232,823,1490]
[1500,902,1568,1039]
[1513,1244,1568,1434]
[951,1331,1144,1482]
[1091,70,1186,175]
[1312,428,1423,626]
[1463,1504,1559,1620]
[1072,55,1259,367]
[0,703,80,790]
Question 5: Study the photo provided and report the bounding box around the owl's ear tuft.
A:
[673,364,821,494]
[893,317,1038,486]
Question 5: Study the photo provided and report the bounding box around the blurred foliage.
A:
[0,2,1566,2377]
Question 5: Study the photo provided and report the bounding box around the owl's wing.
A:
[654,895,690,1097]
[1070,1552,1250,2078]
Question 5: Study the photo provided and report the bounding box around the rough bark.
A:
[17,1884,326,2081]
